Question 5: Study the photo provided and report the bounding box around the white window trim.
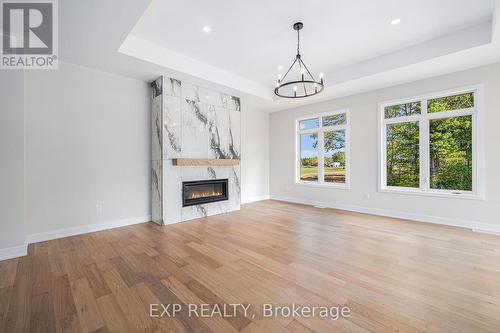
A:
[295,109,351,189]
[377,85,485,200]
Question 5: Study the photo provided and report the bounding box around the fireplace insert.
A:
[182,179,228,207]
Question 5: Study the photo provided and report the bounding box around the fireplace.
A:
[182,179,228,207]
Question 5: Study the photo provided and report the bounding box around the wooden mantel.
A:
[172,158,240,166]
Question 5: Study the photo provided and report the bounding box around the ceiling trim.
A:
[323,21,492,87]
[119,35,274,100]
[267,45,500,113]
[120,19,494,105]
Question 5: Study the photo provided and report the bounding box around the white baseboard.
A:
[25,215,151,244]
[472,229,500,236]
[0,244,28,261]
[242,194,270,204]
[270,195,500,234]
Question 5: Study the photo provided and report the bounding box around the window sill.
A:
[295,181,350,190]
[378,188,484,201]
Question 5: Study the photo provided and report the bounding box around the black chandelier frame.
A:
[274,22,324,98]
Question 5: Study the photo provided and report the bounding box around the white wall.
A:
[24,62,151,236]
[22,61,270,238]
[241,108,270,203]
[270,63,500,231]
[0,60,270,254]
[0,71,26,256]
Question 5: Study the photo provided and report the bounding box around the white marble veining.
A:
[228,165,241,211]
[151,77,163,224]
[152,79,162,161]
[208,105,230,159]
[151,159,163,224]
[181,165,211,181]
[151,75,241,224]
[162,162,182,224]
[229,109,241,159]
[228,95,241,111]
[181,82,200,102]
[164,77,181,97]
[163,95,182,158]
[220,93,229,109]
[199,87,223,107]
[181,99,209,158]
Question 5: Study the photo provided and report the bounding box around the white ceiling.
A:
[131,0,495,87]
[58,0,500,112]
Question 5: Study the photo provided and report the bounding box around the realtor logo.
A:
[1,0,58,69]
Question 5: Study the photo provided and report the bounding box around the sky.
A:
[300,132,345,158]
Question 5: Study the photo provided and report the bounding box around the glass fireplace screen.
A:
[182,179,228,207]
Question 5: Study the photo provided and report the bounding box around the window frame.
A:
[295,109,351,189]
[378,85,485,200]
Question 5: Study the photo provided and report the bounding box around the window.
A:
[379,86,483,199]
[296,110,349,187]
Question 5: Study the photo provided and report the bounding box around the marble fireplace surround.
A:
[151,76,241,225]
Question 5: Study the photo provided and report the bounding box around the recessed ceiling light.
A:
[277,65,283,70]
[391,18,401,25]
[202,26,211,33]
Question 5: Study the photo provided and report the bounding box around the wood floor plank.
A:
[184,278,253,331]
[3,255,32,333]
[285,319,319,333]
[57,313,83,333]
[161,276,239,333]
[53,274,78,331]
[130,282,190,333]
[49,254,66,277]
[30,291,56,333]
[62,251,85,282]
[140,273,213,333]
[32,252,53,295]
[71,277,106,333]
[239,322,268,333]
[102,268,156,333]
[0,286,13,332]
[96,294,133,333]
[109,256,143,287]
[0,258,18,288]
[33,241,50,255]
[82,263,111,299]
[1,200,500,332]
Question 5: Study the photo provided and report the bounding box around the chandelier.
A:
[275,22,324,98]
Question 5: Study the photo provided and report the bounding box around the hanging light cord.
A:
[296,27,300,56]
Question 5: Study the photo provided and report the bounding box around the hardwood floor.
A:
[1,200,500,332]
